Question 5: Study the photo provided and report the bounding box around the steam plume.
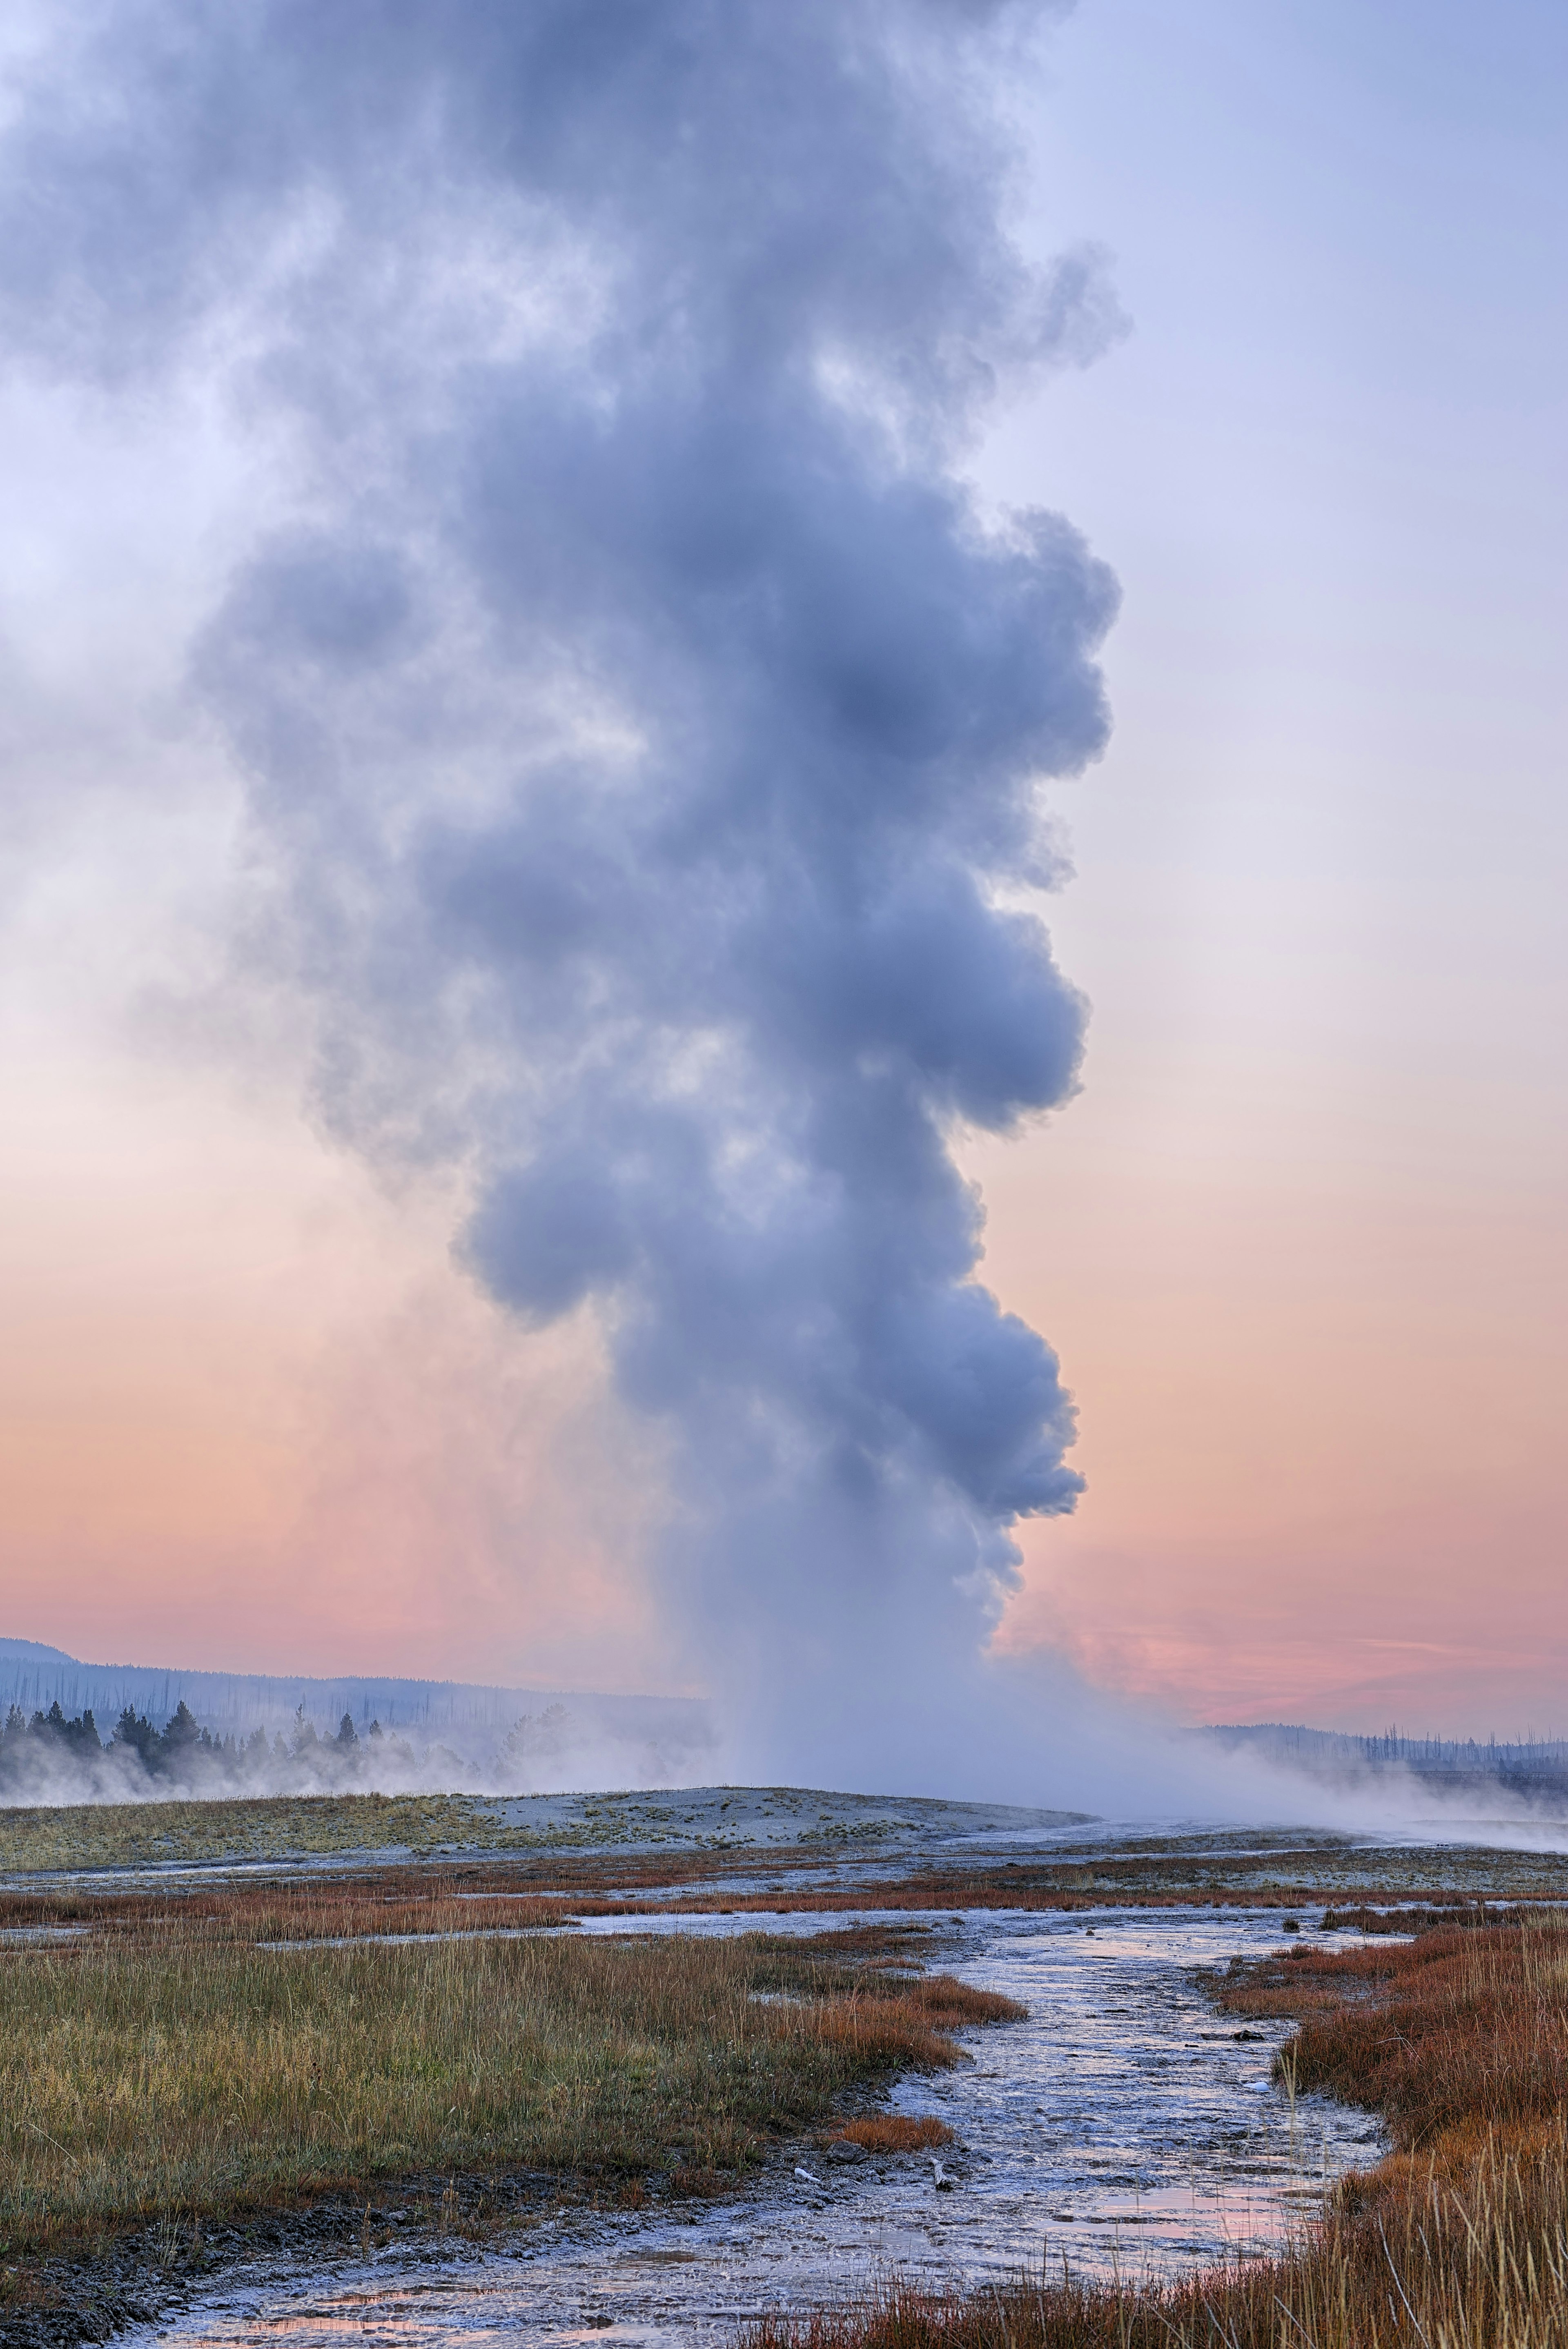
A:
[2,2,1123,1792]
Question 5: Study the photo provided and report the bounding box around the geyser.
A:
[2,0,1125,1795]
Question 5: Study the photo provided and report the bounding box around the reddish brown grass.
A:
[1218,1915,1568,2165]
[1319,1902,1501,1935]
[898,1975,1028,2026]
[786,1975,1025,2074]
[744,2152,1568,2349]
[668,2164,733,2198]
[4,1848,1557,1942]
[747,1917,1568,2349]
[830,2115,953,2152]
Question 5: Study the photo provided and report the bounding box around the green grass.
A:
[0,1789,716,1873]
[0,1793,494,1873]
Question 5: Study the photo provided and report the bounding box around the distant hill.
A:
[1207,1721,1568,1807]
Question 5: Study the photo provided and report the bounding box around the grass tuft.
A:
[830,2116,953,2152]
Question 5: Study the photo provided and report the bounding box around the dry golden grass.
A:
[0,1900,1018,2266]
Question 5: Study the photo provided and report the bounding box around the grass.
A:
[0,1896,1020,2270]
[0,1793,494,1873]
[7,1801,1566,2345]
[660,1843,1568,1915]
[746,1915,1568,2349]
[1218,1913,1568,2190]
[0,1787,947,1875]
[0,1788,814,1874]
[829,2116,953,2152]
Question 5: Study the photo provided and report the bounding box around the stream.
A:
[131,1907,1387,2349]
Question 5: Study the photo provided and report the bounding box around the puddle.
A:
[132,1908,1386,2349]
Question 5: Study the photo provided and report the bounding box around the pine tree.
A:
[163,1701,201,1760]
[114,1707,160,1763]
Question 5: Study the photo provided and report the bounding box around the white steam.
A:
[0,0,1182,1806]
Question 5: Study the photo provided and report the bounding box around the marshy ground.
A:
[0,1792,1564,2347]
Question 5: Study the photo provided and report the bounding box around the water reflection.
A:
[135,1908,1386,2349]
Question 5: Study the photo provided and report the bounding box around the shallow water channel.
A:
[137,1908,1388,2349]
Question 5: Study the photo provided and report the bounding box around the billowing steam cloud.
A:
[2,2,1123,1792]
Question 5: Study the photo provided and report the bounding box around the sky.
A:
[2,0,1564,1743]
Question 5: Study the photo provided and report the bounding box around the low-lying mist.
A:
[9,1673,1567,1860]
[0,1696,713,1810]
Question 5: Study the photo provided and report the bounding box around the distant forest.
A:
[0,1696,578,1799]
[1206,1721,1568,1797]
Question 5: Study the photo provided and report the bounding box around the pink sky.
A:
[4,950,1562,1733]
[3,0,1565,1741]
